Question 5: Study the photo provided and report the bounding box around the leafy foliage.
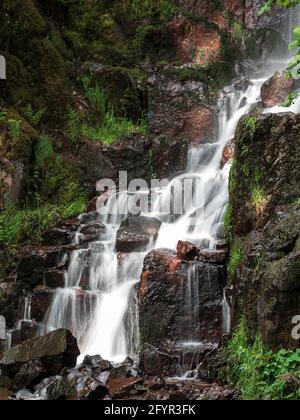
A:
[222,320,300,400]
[24,104,47,127]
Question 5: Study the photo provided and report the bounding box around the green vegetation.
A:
[244,115,256,138]
[224,204,233,240]
[24,104,47,127]
[222,319,300,400]
[228,243,242,277]
[0,194,87,248]
[251,167,268,217]
[81,112,147,144]
[8,118,21,142]
[281,92,299,107]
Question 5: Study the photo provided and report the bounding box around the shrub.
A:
[222,319,300,400]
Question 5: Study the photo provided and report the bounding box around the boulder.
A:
[261,71,294,108]
[177,240,200,260]
[139,249,226,362]
[177,241,228,263]
[0,329,80,390]
[82,355,113,372]
[17,248,62,287]
[78,222,106,245]
[116,216,161,253]
[36,369,109,401]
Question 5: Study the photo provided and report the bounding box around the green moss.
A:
[228,243,242,278]
[244,115,256,138]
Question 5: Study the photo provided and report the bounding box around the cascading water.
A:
[43,71,267,364]
[42,9,300,364]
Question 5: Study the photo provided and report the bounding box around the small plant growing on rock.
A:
[244,115,256,138]
[251,186,269,217]
[8,118,21,141]
[228,243,242,278]
[24,104,47,127]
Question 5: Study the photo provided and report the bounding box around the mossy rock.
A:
[92,66,143,122]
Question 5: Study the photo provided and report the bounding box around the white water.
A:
[42,12,300,363]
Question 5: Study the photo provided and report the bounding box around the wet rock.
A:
[0,282,23,328]
[197,384,239,400]
[31,286,54,322]
[77,140,116,194]
[177,241,200,260]
[17,248,62,287]
[116,216,161,253]
[78,222,106,245]
[108,377,143,399]
[79,211,101,225]
[148,376,165,391]
[261,71,294,108]
[44,269,65,289]
[140,249,226,362]
[42,369,109,400]
[10,321,37,347]
[0,329,80,387]
[82,355,113,372]
[197,249,228,264]
[43,228,73,247]
[12,359,46,391]
[104,134,152,182]
[177,241,228,263]
[140,344,179,377]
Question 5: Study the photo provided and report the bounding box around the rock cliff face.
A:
[228,113,300,349]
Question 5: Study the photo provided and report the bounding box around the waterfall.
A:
[43,70,267,363]
[42,16,300,364]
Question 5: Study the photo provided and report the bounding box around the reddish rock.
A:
[177,241,228,263]
[108,377,143,399]
[177,240,199,260]
[261,71,294,108]
[140,249,226,366]
[184,105,215,145]
[169,17,222,65]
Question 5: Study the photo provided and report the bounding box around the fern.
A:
[24,104,47,127]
